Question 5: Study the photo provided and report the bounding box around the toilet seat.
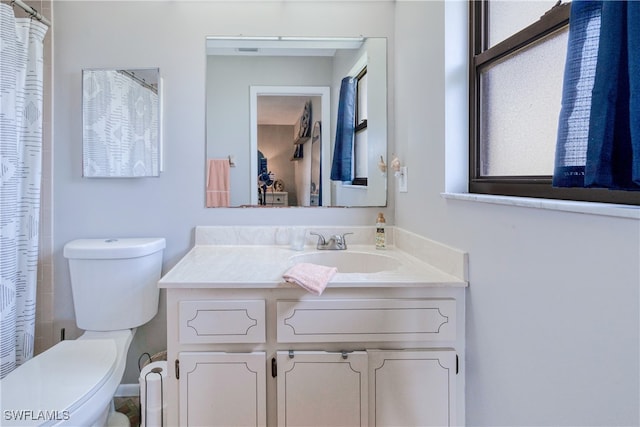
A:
[1,338,118,426]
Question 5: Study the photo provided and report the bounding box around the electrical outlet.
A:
[399,166,408,192]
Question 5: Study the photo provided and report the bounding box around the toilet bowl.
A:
[0,238,165,427]
[1,330,132,427]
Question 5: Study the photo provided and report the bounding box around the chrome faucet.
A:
[310,232,353,250]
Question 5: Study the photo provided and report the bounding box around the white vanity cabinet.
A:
[164,287,465,427]
[160,227,468,426]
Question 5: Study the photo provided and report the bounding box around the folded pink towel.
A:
[283,263,337,296]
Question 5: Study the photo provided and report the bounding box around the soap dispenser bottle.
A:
[375,213,386,249]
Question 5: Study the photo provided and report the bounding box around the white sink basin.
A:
[289,251,401,273]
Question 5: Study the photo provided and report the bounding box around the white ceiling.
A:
[257,96,310,126]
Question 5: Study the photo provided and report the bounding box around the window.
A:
[469,0,640,205]
[353,67,368,186]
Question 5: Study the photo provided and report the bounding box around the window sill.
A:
[441,192,640,220]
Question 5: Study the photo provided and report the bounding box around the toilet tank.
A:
[63,238,166,331]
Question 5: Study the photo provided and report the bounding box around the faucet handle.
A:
[341,232,354,241]
[336,232,354,249]
[309,232,326,246]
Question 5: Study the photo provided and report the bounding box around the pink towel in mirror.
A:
[206,159,230,207]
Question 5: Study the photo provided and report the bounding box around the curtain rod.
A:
[10,0,51,26]
[117,70,158,94]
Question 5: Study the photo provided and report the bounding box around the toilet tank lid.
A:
[64,237,166,259]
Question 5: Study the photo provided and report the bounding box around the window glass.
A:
[488,0,560,47]
[357,72,368,123]
[353,67,368,185]
[480,27,568,176]
[354,130,368,179]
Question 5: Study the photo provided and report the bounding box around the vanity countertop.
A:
[158,244,467,289]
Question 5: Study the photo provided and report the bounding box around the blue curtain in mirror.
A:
[553,1,640,190]
[330,76,356,182]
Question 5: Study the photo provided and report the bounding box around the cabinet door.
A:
[368,350,457,427]
[179,351,266,427]
[276,351,368,427]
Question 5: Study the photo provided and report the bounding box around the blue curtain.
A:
[553,0,640,190]
[330,76,357,182]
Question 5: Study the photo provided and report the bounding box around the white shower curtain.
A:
[0,4,48,379]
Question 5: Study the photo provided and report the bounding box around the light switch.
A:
[399,166,408,192]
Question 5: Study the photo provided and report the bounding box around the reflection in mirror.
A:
[205,36,387,207]
[250,86,330,207]
[310,121,322,206]
[82,68,161,177]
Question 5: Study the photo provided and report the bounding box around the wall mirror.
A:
[82,68,161,177]
[205,36,387,207]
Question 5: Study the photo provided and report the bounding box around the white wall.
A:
[52,0,394,385]
[394,2,639,426]
[258,124,299,205]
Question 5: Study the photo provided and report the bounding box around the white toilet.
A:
[0,237,165,427]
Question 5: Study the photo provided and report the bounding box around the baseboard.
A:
[115,383,140,397]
